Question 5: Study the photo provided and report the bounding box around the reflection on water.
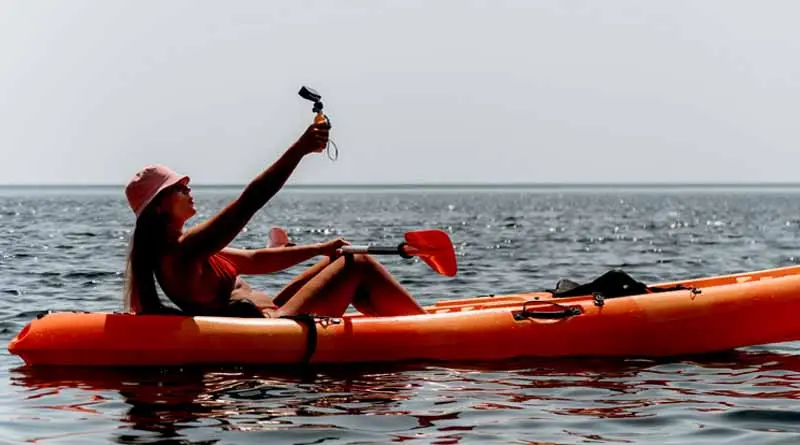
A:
[8,350,800,444]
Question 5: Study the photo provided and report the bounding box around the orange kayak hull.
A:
[9,265,800,367]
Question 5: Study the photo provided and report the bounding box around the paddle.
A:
[340,229,458,277]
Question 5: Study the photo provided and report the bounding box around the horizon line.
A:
[4,182,800,189]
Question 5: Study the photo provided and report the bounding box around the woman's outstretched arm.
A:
[178,122,329,258]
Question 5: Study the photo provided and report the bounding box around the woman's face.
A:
[158,180,196,222]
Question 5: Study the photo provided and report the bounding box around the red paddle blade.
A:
[404,230,458,277]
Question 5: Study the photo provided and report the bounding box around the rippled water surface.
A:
[2,186,800,444]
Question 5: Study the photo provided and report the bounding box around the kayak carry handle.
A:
[513,301,583,321]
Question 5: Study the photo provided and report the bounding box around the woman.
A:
[123,121,426,318]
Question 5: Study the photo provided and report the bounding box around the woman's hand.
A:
[318,238,350,257]
[293,121,331,155]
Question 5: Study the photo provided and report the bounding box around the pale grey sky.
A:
[1,1,799,185]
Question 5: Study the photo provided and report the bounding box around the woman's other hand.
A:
[318,238,350,257]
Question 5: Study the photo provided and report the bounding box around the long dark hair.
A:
[123,194,173,313]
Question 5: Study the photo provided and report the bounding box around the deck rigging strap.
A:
[279,314,342,365]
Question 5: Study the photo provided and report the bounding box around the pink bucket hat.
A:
[125,164,189,217]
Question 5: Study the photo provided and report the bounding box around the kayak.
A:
[9,265,800,367]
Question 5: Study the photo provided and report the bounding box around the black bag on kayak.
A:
[551,269,650,298]
[551,269,690,298]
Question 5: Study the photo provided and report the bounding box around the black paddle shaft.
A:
[342,243,412,259]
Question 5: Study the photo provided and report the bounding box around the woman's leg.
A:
[275,254,426,318]
[349,254,426,316]
[271,256,334,307]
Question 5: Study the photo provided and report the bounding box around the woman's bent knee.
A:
[341,253,377,267]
